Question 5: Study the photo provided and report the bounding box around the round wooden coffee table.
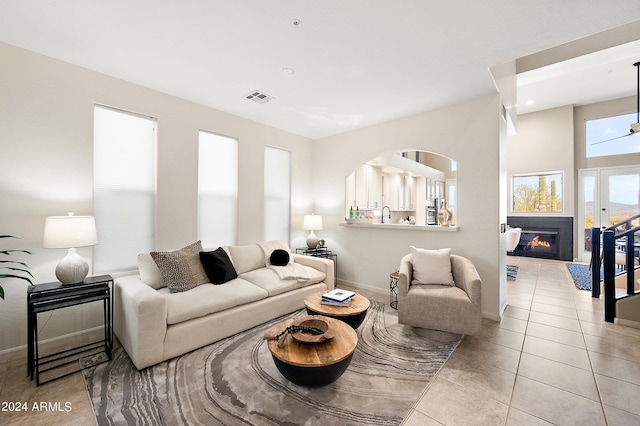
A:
[266,316,357,387]
[304,291,370,329]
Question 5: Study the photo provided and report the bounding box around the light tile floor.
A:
[2,256,640,425]
[402,256,640,426]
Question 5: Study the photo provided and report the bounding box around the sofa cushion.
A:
[239,265,326,297]
[160,278,268,325]
[227,244,266,274]
[138,252,164,289]
[151,241,210,293]
[199,248,238,284]
[410,246,455,286]
[269,249,290,266]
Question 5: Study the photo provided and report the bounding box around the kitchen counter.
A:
[339,222,459,231]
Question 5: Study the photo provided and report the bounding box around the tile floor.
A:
[403,257,640,426]
[1,256,640,425]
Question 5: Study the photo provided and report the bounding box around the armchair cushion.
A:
[410,246,454,286]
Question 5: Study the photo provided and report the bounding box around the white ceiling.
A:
[1,1,639,139]
[518,39,640,115]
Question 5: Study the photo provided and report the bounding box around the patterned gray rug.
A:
[83,301,461,425]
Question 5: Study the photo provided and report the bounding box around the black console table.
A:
[27,275,113,385]
[295,247,338,282]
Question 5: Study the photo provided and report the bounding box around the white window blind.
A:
[198,131,238,247]
[93,105,156,273]
[264,146,291,242]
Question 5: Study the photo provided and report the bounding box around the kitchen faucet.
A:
[381,206,391,223]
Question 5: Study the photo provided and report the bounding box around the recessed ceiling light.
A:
[525,100,534,106]
[292,19,302,27]
[282,67,294,75]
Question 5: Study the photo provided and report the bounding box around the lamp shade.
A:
[43,214,98,248]
[303,214,323,231]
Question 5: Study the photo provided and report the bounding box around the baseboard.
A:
[337,279,387,297]
[483,310,502,322]
[615,317,640,330]
[0,325,106,363]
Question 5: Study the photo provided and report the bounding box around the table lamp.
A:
[303,214,323,249]
[43,213,98,284]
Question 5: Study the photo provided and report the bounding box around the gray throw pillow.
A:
[151,241,208,293]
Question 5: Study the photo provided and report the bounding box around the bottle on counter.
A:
[349,206,354,219]
[438,199,453,226]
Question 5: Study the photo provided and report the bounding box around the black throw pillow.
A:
[270,249,290,266]
[199,247,238,284]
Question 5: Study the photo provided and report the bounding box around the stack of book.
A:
[321,289,356,306]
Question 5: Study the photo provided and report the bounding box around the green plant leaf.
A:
[0,260,29,267]
[0,274,33,285]
[1,249,32,255]
[1,235,32,299]
[2,267,34,277]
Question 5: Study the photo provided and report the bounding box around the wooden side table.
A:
[27,275,113,385]
[304,291,370,329]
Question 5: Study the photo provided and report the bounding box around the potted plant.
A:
[0,235,32,299]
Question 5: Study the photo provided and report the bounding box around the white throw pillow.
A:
[410,246,455,286]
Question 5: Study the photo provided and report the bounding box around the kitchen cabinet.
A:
[385,173,401,210]
[354,165,382,209]
[399,175,415,210]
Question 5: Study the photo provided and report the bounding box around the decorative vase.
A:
[438,200,453,226]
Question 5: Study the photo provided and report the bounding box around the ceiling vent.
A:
[244,90,274,104]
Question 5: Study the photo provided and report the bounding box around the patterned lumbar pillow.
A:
[199,247,238,284]
[410,246,455,286]
[269,249,290,266]
[151,241,209,293]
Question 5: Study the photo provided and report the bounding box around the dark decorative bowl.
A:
[291,316,336,344]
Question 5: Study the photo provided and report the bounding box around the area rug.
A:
[83,301,461,425]
[567,263,600,291]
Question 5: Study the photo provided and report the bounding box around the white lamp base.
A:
[306,231,319,249]
[55,247,89,284]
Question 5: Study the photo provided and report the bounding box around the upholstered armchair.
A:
[398,248,482,336]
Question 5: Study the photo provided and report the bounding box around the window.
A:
[198,131,238,247]
[93,105,156,273]
[264,146,291,242]
[512,172,563,213]
[586,112,640,158]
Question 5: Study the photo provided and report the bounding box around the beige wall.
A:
[507,105,575,217]
[313,95,506,320]
[0,40,510,354]
[0,42,315,353]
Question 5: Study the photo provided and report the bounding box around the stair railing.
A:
[592,213,640,322]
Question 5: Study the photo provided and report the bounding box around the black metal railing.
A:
[590,213,640,322]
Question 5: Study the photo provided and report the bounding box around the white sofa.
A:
[114,241,335,369]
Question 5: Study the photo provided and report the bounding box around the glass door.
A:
[578,170,597,262]
[578,167,640,262]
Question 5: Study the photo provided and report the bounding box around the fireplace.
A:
[515,230,559,259]
[507,216,573,261]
